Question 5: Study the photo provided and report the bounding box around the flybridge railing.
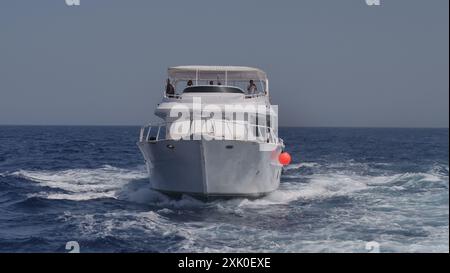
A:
[139,120,281,145]
[163,86,267,99]
[244,91,267,99]
[165,92,265,99]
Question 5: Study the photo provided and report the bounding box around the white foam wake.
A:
[224,170,448,208]
[12,165,148,201]
[11,165,209,206]
[8,163,448,206]
[283,162,319,171]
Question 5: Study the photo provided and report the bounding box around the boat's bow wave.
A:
[2,162,447,207]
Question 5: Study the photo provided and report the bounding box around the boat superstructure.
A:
[138,65,284,198]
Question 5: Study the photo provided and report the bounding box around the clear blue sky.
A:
[0,0,448,127]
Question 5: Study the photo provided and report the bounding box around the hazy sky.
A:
[0,0,448,127]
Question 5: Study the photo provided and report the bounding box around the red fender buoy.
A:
[279,152,291,165]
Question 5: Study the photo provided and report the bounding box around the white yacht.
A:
[138,66,287,198]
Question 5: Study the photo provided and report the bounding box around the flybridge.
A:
[168,65,269,94]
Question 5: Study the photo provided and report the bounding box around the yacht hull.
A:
[137,140,283,198]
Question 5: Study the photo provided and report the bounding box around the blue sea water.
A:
[0,126,448,253]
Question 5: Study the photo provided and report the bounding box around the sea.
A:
[0,126,448,253]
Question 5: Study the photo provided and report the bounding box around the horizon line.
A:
[0,124,448,129]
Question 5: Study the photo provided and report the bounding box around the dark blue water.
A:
[0,126,448,252]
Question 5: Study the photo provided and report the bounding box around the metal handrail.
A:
[139,119,280,144]
[163,90,266,100]
[244,91,267,99]
[164,93,183,99]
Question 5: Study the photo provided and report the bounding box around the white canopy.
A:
[168,65,267,81]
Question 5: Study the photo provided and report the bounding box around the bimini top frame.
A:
[168,65,269,94]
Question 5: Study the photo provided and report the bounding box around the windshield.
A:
[182,86,245,94]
